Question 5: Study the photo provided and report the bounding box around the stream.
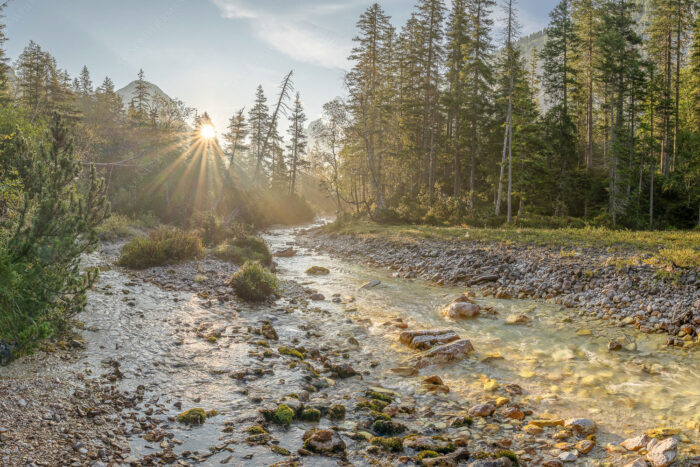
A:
[2,222,698,465]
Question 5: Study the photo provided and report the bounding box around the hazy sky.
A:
[3,0,558,132]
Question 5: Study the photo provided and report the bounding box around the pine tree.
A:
[540,0,577,216]
[131,69,150,125]
[415,0,445,202]
[463,0,496,209]
[223,108,248,168]
[572,0,600,170]
[248,85,270,177]
[287,93,308,195]
[346,3,395,211]
[78,65,93,96]
[444,0,469,202]
[495,0,520,222]
[15,41,51,114]
[691,13,700,127]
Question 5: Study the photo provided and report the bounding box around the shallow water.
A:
[2,223,698,464]
[266,225,700,445]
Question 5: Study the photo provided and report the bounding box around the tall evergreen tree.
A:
[248,86,270,177]
[78,65,93,96]
[540,0,577,216]
[286,93,308,195]
[223,108,248,168]
[463,0,496,209]
[346,3,395,210]
[0,4,9,101]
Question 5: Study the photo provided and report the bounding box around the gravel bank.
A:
[298,230,700,341]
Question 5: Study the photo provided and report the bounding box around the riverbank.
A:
[1,225,698,466]
[298,223,699,341]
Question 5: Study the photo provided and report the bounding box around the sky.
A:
[3,0,559,133]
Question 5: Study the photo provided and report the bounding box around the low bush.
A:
[229,261,278,302]
[214,236,272,266]
[117,228,204,269]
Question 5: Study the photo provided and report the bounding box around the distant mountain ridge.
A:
[116,80,173,109]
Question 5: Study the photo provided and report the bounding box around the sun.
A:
[200,124,216,139]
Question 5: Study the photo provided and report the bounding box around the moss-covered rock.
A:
[365,390,393,402]
[370,436,403,452]
[272,404,295,426]
[306,266,330,275]
[176,408,206,425]
[372,419,407,436]
[417,450,440,464]
[328,404,346,420]
[247,425,267,434]
[278,346,304,359]
[301,408,321,422]
[357,398,389,412]
[271,445,291,456]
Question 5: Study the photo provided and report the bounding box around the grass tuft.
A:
[117,228,204,269]
[229,261,278,302]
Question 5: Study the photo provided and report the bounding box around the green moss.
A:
[278,346,304,359]
[306,266,330,275]
[417,450,440,463]
[254,340,270,347]
[176,408,207,425]
[328,404,346,420]
[494,450,519,466]
[370,436,403,452]
[206,336,218,343]
[301,408,321,422]
[272,404,295,426]
[365,391,393,403]
[229,261,278,302]
[372,419,406,436]
[271,446,291,456]
[357,399,389,412]
[370,410,391,421]
[205,409,218,418]
[247,425,267,434]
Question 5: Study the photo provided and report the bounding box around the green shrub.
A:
[117,228,204,269]
[229,261,278,301]
[214,236,272,266]
[0,112,109,358]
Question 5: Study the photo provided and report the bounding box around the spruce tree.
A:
[248,85,270,177]
[463,0,495,210]
[346,3,395,211]
[286,92,308,195]
[223,108,248,168]
[79,65,93,96]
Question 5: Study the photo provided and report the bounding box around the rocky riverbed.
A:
[1,225,698,466]
[297,229,699,341]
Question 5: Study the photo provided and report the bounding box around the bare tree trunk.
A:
[495,115,508,216]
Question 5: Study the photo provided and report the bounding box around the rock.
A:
[469,274,499,285]
[558,452,577,462]
[328,404,346,420]
[442,302,481,319]
[467,458,512,467]
[621,434,652,451]
[271,404,295,426]
[176,408,207,425]
[0,341,11,366]
[412,339,475,369]
[575,439,595,454]
[329,363,357,378]
[423,375,444,385]
[360,280,381,289]
[646,437,678,467]
[564,418,596,436]
[261,323,278,341]
[422,448,470,467]
[303,429,346,456]
[501,407,525,420]
[542,460,564,467]
[301,408,321,422]
[623,459,649,467]
[468,403,495,417]
[306,266,330,275]
[275,247,296,257]
[505,314,530,325]
[522,424,544,435]
[399,329,460,350]
[608,340,622,351]
[310,293,325,301]
[390,366,419,377]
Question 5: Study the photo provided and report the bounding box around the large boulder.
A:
[399,329,460,350]
[442,301,481,319]
[411,339,475,369]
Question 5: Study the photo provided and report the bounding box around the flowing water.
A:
[2,223,699,464]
